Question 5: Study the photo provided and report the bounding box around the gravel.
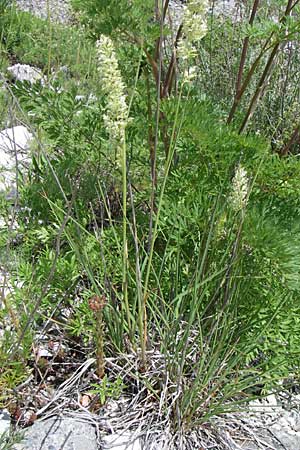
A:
[15,0,73,24]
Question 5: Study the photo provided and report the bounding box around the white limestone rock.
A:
[0,126,33,155]
[7,64,43,84]
[0,126,33,199]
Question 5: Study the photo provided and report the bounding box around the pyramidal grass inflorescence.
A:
[96,35,129,149]
[230,164,249,212]
[178,0,209,62]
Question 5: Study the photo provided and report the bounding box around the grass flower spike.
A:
[96,36,129,147]
[178,0,209,61]
[96,35,130,344]
[230,164,249,211]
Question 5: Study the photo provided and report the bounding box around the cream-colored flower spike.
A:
[96,36,128,145]
[178,0,209,61]
[230,164,249,211]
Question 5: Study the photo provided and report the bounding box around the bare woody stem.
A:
[238,0,295,133]
[227,0,297,126]
[227,38,272,125]
[235,0,260,97]
[162,24,183,98]
[123,31,160,87]
[238,42,280,134]
[279,124,300,156]
[154,0,170,62]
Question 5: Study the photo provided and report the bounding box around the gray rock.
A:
[0,409,11,438]
[236,395,300,450]
[13,417,98,450]
[75,95,85,102]
[7,64,43,84]
[168,0,243,32]
[268,410,300,450]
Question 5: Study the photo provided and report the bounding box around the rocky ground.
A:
[15,0,72,24]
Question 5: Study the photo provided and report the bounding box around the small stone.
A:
[75,95,85,102]
[102,432,141,450]
[249,394,280,414]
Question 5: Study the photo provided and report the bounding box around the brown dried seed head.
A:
[88,295,106,312]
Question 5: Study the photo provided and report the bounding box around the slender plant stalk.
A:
[280,42,293,118]
[10,191,76,357]
[128,183,146,368]
[146,71,156,188]
[143,83,186,335]
[155,0,159,22]
[227,39,271,124]
[142,0,165,369]
[161,25,183,98]
[121,138,130,338]
[235,0,260,95]
[95,309,105,378]
[123,30,160,88]
[154,0,169,62]
[147,0,164,264]
[46,0,52,79]
[227,0,260,125]
[76,36,81,68]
